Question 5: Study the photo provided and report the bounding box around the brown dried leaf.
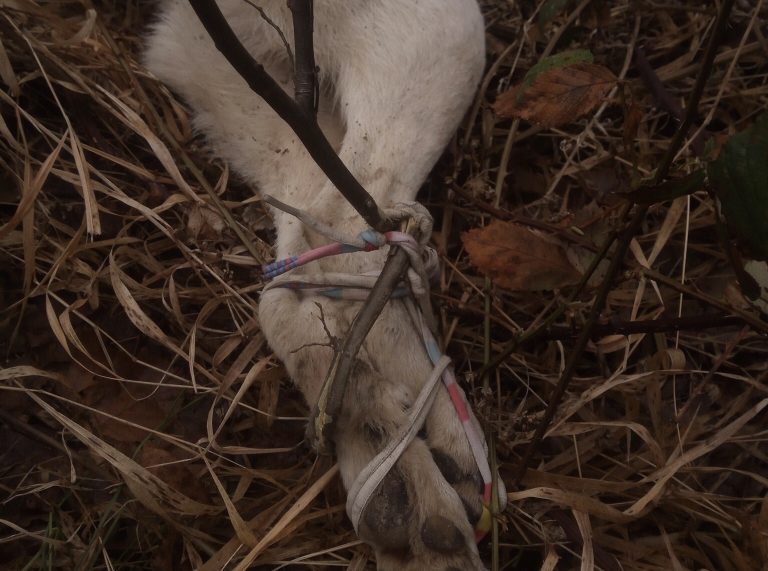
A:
[494,62,617,128]
[462,220,579,291]
[139,445,210,505]
[93,392,168,443]
[185,203,226,242]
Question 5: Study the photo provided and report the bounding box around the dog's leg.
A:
[146,1,495,568]
[279,4,496,567]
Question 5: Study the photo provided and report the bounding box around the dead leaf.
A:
[462,220,579,291]
[90,387,168,443]
[494,62,617,128]
[60,362,97,394]
[139,445,210,505]
[27,391,220,517]
[185,203,226,242]
[257,366,283,430]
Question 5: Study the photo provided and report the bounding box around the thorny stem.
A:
[511,0,737,487]
[642,268,768,335]
[650,0,735,186]
[187,0,384,230]
[451,302,747,341]
[512,205,645,485]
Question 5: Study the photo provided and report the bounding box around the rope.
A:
[262,197,498,541]
[346,355,451,533]
[262,231,400,279]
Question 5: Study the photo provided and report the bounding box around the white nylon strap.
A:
[345,355,452,534]
[263,273,382,293]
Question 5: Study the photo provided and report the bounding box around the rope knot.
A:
[358,228,386,250]
[381,201,434,245]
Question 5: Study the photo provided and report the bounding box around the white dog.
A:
[145,1,500,568]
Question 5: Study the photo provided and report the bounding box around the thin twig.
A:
[439,299,747,339]
[511,0,738,487]
[635,46,709,158]
[242,0,295,70]
[451,183,600,251]
[188,0,384,230]
[512,205,646,486]
[642,268,768,335]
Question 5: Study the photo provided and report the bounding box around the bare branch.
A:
[307,248,410,453]
[188,0,384,230]
[288,0,317,115]
[635,46,706,157]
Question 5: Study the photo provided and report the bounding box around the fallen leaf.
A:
[583,4,612,30]
[494,51,617,128]
[60,362,97,394]
[537,0,573,27]
[579,161,628,200]
[139,445,210,505]
[257,366,283,430]
[185,203,226,242]
[462,220,580,291]
[28,391,220,517]
[92,388,168,443]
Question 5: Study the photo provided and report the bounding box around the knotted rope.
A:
[261,195,497,540]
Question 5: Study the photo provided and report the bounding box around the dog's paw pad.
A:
[420,515,466,555]
[359,469,411,553]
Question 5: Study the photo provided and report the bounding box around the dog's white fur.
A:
[145,1,490,568]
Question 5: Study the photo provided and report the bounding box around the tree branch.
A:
[635,46,706,157]
[307,248,410,452]
[187,0,384,230]
[288,0,317,115]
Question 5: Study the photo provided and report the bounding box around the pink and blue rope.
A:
[262,230,408,279]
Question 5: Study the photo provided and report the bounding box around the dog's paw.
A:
[260,288,500,570]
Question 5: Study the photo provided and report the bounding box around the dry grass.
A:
[1,1,767,569]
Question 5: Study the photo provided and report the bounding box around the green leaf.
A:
[519,49,594,95]
[707,112,768,260]
[537,0,573,26]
